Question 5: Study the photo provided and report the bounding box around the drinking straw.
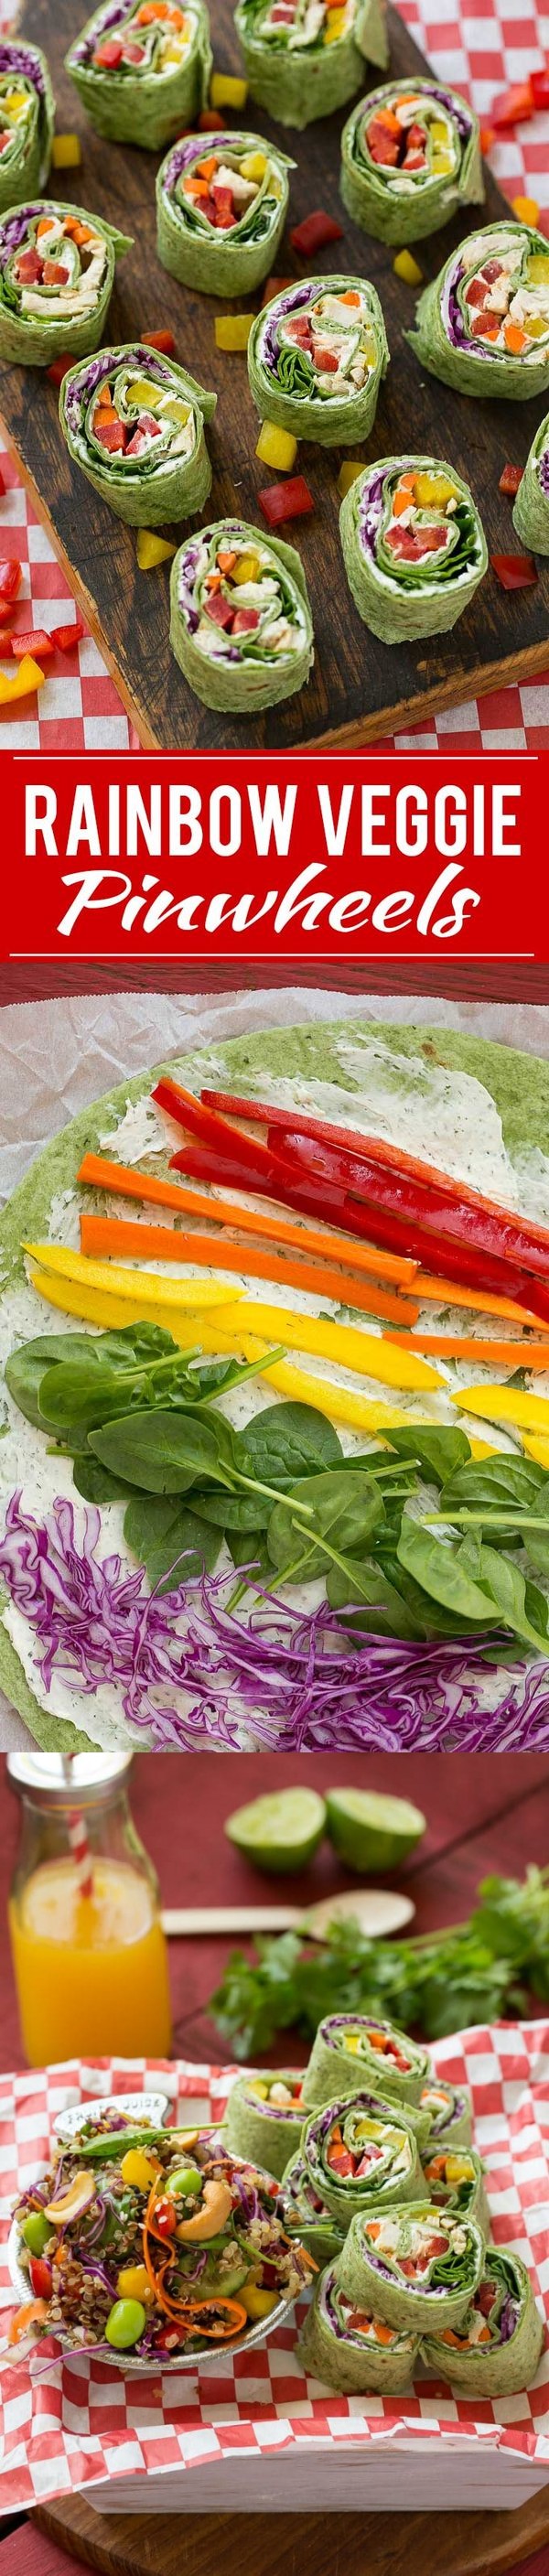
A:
[61,1757,94,1899]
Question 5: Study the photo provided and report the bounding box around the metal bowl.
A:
[8,2095,304,2375]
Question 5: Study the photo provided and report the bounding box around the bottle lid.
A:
[6,1750,133,1807]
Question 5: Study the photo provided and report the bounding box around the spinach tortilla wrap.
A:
[0,45,55,216]
[512,411,549,553]
[225,2071,306,2177]
[156,129,292,295]
[280,2151,344,2260]
[340,455,487,645]
[59,343,216,528]
[420,2143,490,2237]
[247,275,388,447]
[0,200,131,365]
[298,2259,419,2391]
[66,0,211,149]
[419,2076,472,2151]
[302,2016,431,2118]
[340,78,482,246]
[301,2089,425,2223]
[339,2202,484,2331]
[170,517,314,713]
[423,2247,544,2396]
[2,1015,549,1756]
[407,221,549,400]
[234,0,388,131]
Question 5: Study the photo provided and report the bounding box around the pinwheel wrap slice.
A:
[59,341,216,527]
[66,0,211,149]
[339,2202,485,2331]
[0,45,55,216]
[247,274,388,447]
[419,2078,472,2151]
[301,2014,431,2118]
[339,78,483,246]
[170,515,314,715]
[420,2143,490,2238]
[298,2259,420,2392]
[156,129,293,296]
[422,2248,544,2395]
[512,412,549,553]
[301,2088,425,2224]
[225,2071,306,2179]
[280,2151,345,2261]
[339,453,487,646]
[406,221,549,401]
[0,199,132,364]
[234,0,388,131]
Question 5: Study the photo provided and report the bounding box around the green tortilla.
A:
[225,2072,306,2176]
[0,45,55,215]
[1,1013,549,1751]
[338,2203,485,2331]
[59,342,216,527]
[420,2143,490,2237]
[302,2015,431,2114]
[66,0,211,150]
[156,129,293,296]
[512,412,549,553]
[300,2088,425,2222]
[406,221,549,401]
[422,2248,544,2396]
[280,2151,345,2261]
[298,2259,420,2391]
[0,199,132,365]
[339,79,483,247]
[170,517,314,713]
[235,0,388,131]
[247,274,388,447]
[339,455,487,646]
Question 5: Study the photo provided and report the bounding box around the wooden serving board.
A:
[1,0,549,749]
[34,2478,549,2576]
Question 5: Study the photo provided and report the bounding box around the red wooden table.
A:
[0,961,548,1006]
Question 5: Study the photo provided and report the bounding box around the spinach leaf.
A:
[5,1333,92,1428]
[267,1469,385,1584]
[123,1495,222,1592]
[473,1542,549,1654]
[72,1457,145,1505]
[192,1489,273,1532]
[90,1406,240,1495]
[382,1426,472,1488]
[396,1510,501,1624]
[440,1455,549,1527]
[326,1553,420,1638]
[235,1401,343,1488]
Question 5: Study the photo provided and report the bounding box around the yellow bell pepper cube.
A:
[324,13,347,36]
[215,313,256,350]
[256,420,297,472]
[453,1384,549,1434]
[240,2284,279,2319]
[430,152,453,174]
[338,459,363,500]
[4,92,28,118]
[126,379,164,408]
[210,72,248,108]
[117,2265,152,2301]
[210,1298,444,1389]
[30,1268,224,1345]
[51,133,81,167]
[0,655,45,706]
[527,254,549,284]
[136,528,177,570]
[240,152,267,181]
[120,2150,159,2190]
[231,550,260,584]
[522,1434,549,1469]
[511,194,540,227]
[430,121,448,143]
[393,249,423,286]
[23,1239,241,1312]
[414,473,457,508]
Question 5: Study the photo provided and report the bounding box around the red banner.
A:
[1,749,544,961]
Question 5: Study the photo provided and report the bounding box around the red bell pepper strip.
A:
[10,628,54,659]
[532,69,549,108]
[479,124,495,153]
[259,476,315,527]
[282,1129,549,1287]
[290,210,344,257]
[143,329,176,354]
[46,355,74,385]
[490,80,533,127]
[0,560,22,601]
[152,1077,275,1178]
[50,621,85,652]
[490,552,537,589]
[201,1088,549,1256]
[499,464,523,497]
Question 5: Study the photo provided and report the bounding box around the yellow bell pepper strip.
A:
[77,1151,417,1285]
[215,314,256,350]
[23,1240,241,1313]
[136,530,177,569]
[338,459,363,500]
[255,421,297,473]
[0,655,45,706]
[198,1298,444,1390]
[28,1268,236,1344]
[393,250,423,285]
[227,1342,414,1434]
[51,134,81,167]
[522,1435,549,1469]
[79,1212,420,1328]
[452,1385,549,1434]
[387,1329,549,1371]
[210,72,248,107]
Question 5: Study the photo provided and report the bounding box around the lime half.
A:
[224,1788,327,1875]
[325,1790,425,1875]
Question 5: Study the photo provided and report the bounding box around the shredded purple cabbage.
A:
[0,205,41,265]
[0,43,45,93]
[499,2293,518,2342]
[162,131,237,193]
[72,0,137,65]
[63,343,173,430]
[2,1490,549,1751]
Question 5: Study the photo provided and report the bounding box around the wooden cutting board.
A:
[35,2479,549,2576]
[1,0,549,749]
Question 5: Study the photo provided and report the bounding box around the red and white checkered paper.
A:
[0,0,549,752]
[0,2021,548,2511]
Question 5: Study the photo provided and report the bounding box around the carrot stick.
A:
[80,1213,419,1328]
[414,1271,545,1327]
[77,1151,417,1286]
[387,1329,549,1368]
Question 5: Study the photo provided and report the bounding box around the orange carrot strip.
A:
[387,1329,549,1368]
[414,1271,544,1327]
[372,2320,395,2344]
[76,1151,417,1287]
[80,1212,419,1326]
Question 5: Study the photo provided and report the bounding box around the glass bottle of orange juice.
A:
[7,1751,172,2066]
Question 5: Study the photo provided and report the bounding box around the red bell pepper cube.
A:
[204,591,234,629]
[50,621,85,652]
[290,209,344,257]
[0,560,22,601]
[490,79,533,127]
[198,107,225,129]
[10,629,54,659]
[47,354,73,385]
[258,475,315,526]
[15,249,43,284]
[143,329,176,354]
[532,68,549,108]
[94,37,124,63]
[42,262,70,286]
[94,419,126,452]
[490,551,537,588]
[499,463,523,497]
[231,607,260,633]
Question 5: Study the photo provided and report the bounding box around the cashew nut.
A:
[176,2178,233,2242]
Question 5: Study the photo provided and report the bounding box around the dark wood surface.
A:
[1,957,549,1004]
[1,0,549,749]
[2,1750,548,2571]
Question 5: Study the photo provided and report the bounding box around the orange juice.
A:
[9,1855,172,2064]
